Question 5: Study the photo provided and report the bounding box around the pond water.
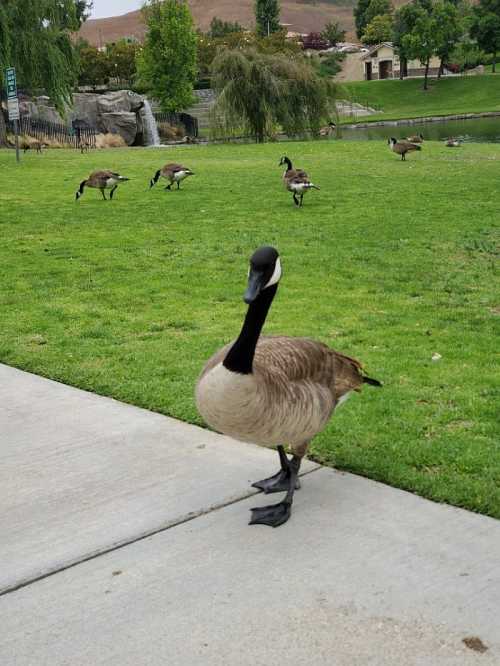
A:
[338,116,500,143]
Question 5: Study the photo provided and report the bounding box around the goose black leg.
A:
[109,185,118,200]
[292,193,299,207]
[177,182,181,190]
[100,189,107,200]
[252,445,301,494]
[250,454,301,528]
[165,184,172,191]
[300,193,304,207]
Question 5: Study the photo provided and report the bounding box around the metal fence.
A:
[6,116,97,149]
[153,112,199,138]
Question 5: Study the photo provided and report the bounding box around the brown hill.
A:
[78,0,362,47]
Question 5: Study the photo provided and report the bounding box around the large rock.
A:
[96,90,144,115]
[100,112,138,145]
[19,97,65,125]
[71,93,100,128]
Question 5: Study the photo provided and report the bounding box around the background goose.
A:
[195,246,381,528]
[445,137,461,147]
[75,170,130,200]
[388,137,422,161]
[279,156,320,207]
[149,163,194,190]
[319,121,336,137]
[405,134,424,143]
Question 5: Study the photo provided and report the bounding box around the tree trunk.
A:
[438,58,444,79]
[423,59,430,90]
[399,57,405,80]
[493,54,496,73]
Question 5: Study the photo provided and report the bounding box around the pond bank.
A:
[340,110,500,129]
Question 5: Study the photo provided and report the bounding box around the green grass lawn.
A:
[342,74,500,122]
[1,142,499,518]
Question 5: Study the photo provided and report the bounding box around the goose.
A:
[23,139,45,153]
[195,246,381,527]
[445,137,461,147]
[149,163,194,190]
[319,121,336,137]
[279,156,320,207]
[405,133,424,143]
[75,170,130,201]
[78,139,91,154]
[388,137,421,161]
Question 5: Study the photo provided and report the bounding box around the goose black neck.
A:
[223,284,278,375]
[284,157,292,171]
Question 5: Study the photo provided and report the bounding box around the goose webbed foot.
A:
[249,500,291,528]
[252,445,300,494]
[250,447,301,527]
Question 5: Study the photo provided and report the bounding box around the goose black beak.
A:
[244,269,265,304]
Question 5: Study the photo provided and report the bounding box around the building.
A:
[362,43,442,80]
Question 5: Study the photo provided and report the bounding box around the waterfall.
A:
[141,99,161,147]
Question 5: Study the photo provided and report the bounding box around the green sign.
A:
[5,67,17,99]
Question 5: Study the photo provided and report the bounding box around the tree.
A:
[137,0,197,112]
[470,0,500,72]
[255,0,281,37]
[362,14,394,45]
[208,16,243,38]
[402,5,438,89]
[354,0,391,39]
[432,1,463,77]
[321,20,346,47]
[77,46,109,88]
[211,48,336,142]
[107,40,139,85]
[393,2,424,78]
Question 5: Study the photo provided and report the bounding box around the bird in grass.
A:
[196,246,381,528]
[75,170,130,200]
[388,137,422,161]
[149,163,194,191]
[279,156,320,207]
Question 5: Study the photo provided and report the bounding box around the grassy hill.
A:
[78,0,379,46]
[0,141,499,518]
[342,75,500,122]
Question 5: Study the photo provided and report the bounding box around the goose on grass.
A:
[75,170,130,200]
[195,246,381,527]
[279,156,320,207]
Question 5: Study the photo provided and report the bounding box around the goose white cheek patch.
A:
[264,257,282,288]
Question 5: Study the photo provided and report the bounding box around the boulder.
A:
[96,90,144,115]
[71,93,100,128]
[20,98,64,124]
[100,112,138,145]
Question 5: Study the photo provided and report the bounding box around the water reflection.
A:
[338,117,500,143]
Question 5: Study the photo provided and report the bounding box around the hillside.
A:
[78,0,362,46]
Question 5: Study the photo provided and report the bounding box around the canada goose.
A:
[319,121,336,137]
[149,163,194,190]
[405,133,424,143]
[195,246,381,527]
[279,156,320,207]
[78,139,91,154]
[388,137,422,161]
[445,137,461,147]
[75,170,130,201]
[23,139,45,153]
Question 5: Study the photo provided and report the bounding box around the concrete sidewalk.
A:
[1,363,499,665]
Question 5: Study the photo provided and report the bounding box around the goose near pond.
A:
[279,156,320,207]
[75,170,130,201]
[445,137,461,147]
[149,163,194,190]
[405,134,424,143]
[388,137,422,161]
[195,246,381,527]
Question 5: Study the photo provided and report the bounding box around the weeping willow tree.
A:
[210,49,337,142]
[0,0,85,143]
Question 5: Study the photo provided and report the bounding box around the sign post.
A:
[5,67,20,163]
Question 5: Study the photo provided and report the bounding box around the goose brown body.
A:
[280,156,320,206]
[149,163,194,190]
[197,335,366,456]
[389,137,422,160]
[75,170,129,200]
